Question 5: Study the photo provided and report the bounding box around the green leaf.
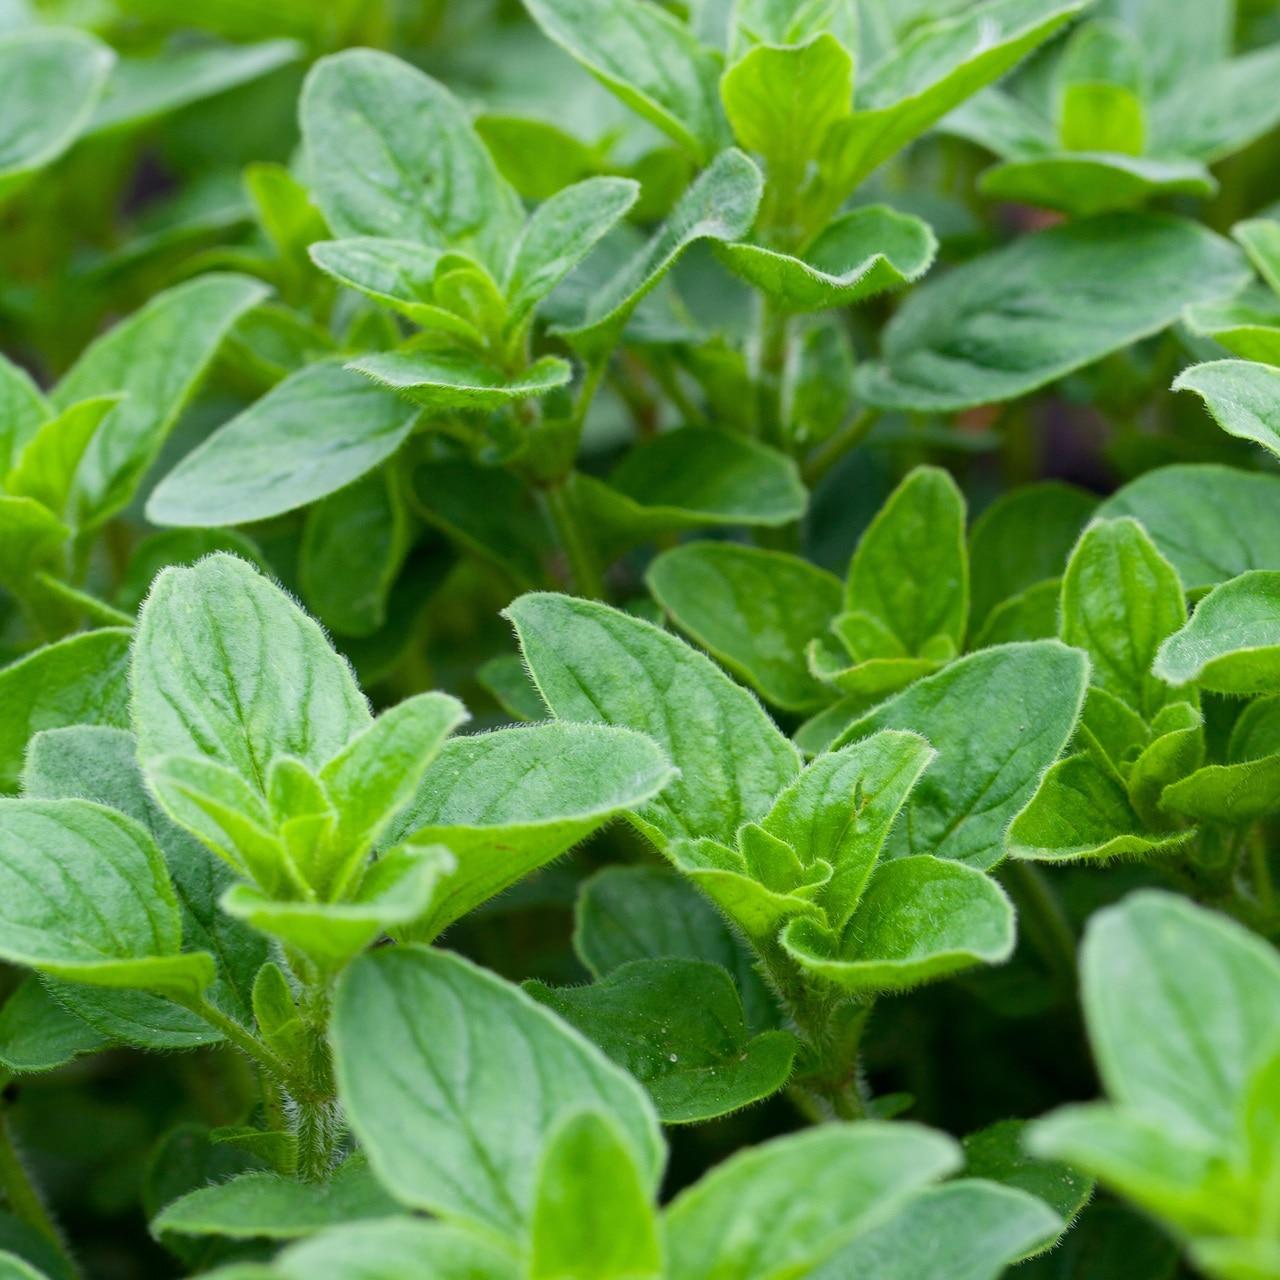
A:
[507,593,800,848]
[817,0,1088,196]
[332,946,664,1237]
[1154,571,1280,696]
[1060,518,1187,721]
[347,350,571,411]
[647,543,841,711]
[1008,753,1192,862]
[0,977,107,1075]
[529,1110,662,1280]
[0,498,67,604]
[300,49,522,274]
[857,214,1248,412]
[0,799,213,999]
[0,29,113,201]
[572,428,806,546]
[505,177,640,325]
[147,363,422,527]
[308,238,462,332]
[1175,360,1280,462]
[133,553,370,791]
[717,206,936,312]
[0,354,49,476]
[1096,465,1280,591]
[833,642,1088,869]
[554,149,762,353]
[1162,696,1280,823]
[1234,218,1280,299]
[845,465,968,658]
[721,33,852,181]
[522,0,728,161]
[1183,287,1280,366]
[50,274,269,527]
[477,655,545,723]
[0,628,132,793]
[782,855,1015,994]
[663,1122,960,1280]
[386,722,675,940]
[476,113,602,201]
[5,397,121,521]
[574,866,778,1033]
[151,1157,399,1240]
[527,959,796,1123]
[0,1252,49,1280]
[809,1181,1064,1279]
[86,39,299,136]
[969,482,1098,630]
[974,578,1062,648]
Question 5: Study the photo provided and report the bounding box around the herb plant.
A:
[0,1,1279,1278]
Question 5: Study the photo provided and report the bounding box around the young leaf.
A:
[151,1157,399,1241]
[856,215,1248,412]
[331,946,665,1236]
[663,1122,960,1280]
[0,29,114,201]
[0,799,213,999]
[527,959,797,1123]
[0,354,49,476]
[1175,360,1280,462]
[1096,464,1280,591]
[717,206,936,312]
[1154,571,1280,695]
[0,628,133,793]
[308,238,453,329]
[50,274,269,527]
[1162,696,1280,823]
[147,363,422,527]
[347,350,571,411]
[507,593,800,848]
[529,1110,662,1280]
[522,0,729,162]
[647,543,842,711]
[384,722,675,940]
[1060,518,1187,721]
[831,642,1089,869]
[132,554,371,792]
[5,396,120,520]
[300,49,523,274]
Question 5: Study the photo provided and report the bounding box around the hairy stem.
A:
[182,996,292,1084]
[293,1097,342,1183]
[539,480,604,600]
[0,1102,80,1279]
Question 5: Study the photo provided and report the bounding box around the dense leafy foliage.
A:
[0,1,1278,1277]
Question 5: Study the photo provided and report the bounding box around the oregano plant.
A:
[0,1,1278,1278]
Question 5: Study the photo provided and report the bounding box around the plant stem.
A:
[754,294,792,445]
[293,1097,342,1183]
[538,480,604,600]
[0,1105,80,1279]
[183,996,291,1084]
[802,408,880,485]
[1002,861,1077,991]
[1251,831,1275,914]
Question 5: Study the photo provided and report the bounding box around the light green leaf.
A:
[132,554,370,791]
[0,628,132,793]
[809,1181,1064,1279]
[1060,518,1187,721]
[717,206,936,312]
[347,350,571,411]
[1162,696,1280,823]
[307,238,460,331]
[300,49,522,274]
[647,543,841,711]
[973,578,1062,648]
[573,428,806,546]
[832,642,1089,869]
[151,1157,399,1240]
[51,274,269,527]
[527,959,796,1123]
[505,177,640,325]
[0,1252,49,1280]
[332,946,665,1236]
[0,977,107,1075]
[1175,360,1280,461]
[507,593,800,848]
[554,149,762,353]
[663,1122,961,1280]
[969,483,1097,631]
[1234,218,1280,299]
[782,855,1015,994]
[530,1110,662,1280]
[1096,465,1280,591]
[522,0,728,161]
[0,498,67,603]
[0,799,213,999]
[0,29,113,201]
[5,397,120,521]
[148,363,422,527]
[1183,287,1280,366]
[857,215,1248,412]
[817,0,1088,196]
[386,722,675,940]
[1154,571,1280,696]
[0,353,49,476]
[721,33,852,180]
[477,113,603,201]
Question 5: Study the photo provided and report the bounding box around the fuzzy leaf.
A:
[0,977,107,1075]
[1175,360,1280,461]
[348,350,571,412]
